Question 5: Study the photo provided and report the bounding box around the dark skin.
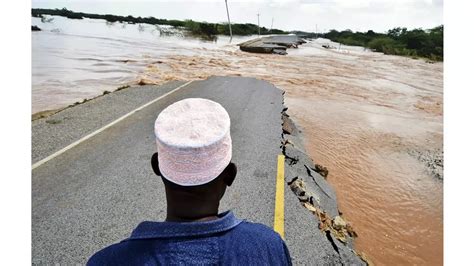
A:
[151,153,237,222]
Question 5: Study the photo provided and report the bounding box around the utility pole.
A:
[225,0,232,41]
[270,17,274,34]
[257,13,260,36]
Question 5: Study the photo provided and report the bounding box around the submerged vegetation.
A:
[322,26,443,61]
[32,8,286,37]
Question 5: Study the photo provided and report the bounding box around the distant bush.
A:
[60,8,83,19]
[367,37,397,52]
[184,20,218,36]
[337,37,366,47]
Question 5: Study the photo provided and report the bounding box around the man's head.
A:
[151,152,237,204]
[151,98,236,221]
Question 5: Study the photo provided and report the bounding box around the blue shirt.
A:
[88,211,292,265]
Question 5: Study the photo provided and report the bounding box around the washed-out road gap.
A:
[32,76,287,264]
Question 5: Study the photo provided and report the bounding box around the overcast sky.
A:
[31,0,443,33]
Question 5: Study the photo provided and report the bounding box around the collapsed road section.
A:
[239,35,307,55]
[280,95,369,265]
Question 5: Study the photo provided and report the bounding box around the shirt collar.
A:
[128,211,242,240]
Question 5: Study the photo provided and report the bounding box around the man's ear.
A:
[151,153,162,176]
[223,162,237,187]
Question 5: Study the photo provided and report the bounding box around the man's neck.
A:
[165,214,219,222]
[165,202,220,222]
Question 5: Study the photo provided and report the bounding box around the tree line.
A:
[32,8,286,37]
[322,26,443,61]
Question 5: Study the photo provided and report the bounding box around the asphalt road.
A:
[32,76,364,265]
[32,80,186,164]
[32,76,285,264]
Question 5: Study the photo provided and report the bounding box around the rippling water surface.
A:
[32,16,443,265]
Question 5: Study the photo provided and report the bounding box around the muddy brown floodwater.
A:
[140,40,443,265]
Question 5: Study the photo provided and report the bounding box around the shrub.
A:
[367,37,397,52]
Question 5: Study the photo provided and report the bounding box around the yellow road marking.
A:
[32,81,193,170]
[274,154,285,238]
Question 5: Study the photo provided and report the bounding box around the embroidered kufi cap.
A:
[154,98,232,186]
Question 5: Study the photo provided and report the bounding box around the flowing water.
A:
[32,16,443,265]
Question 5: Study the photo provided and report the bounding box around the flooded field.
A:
[32,16,443,265]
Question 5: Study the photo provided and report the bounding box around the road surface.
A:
[32,76,364,265]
